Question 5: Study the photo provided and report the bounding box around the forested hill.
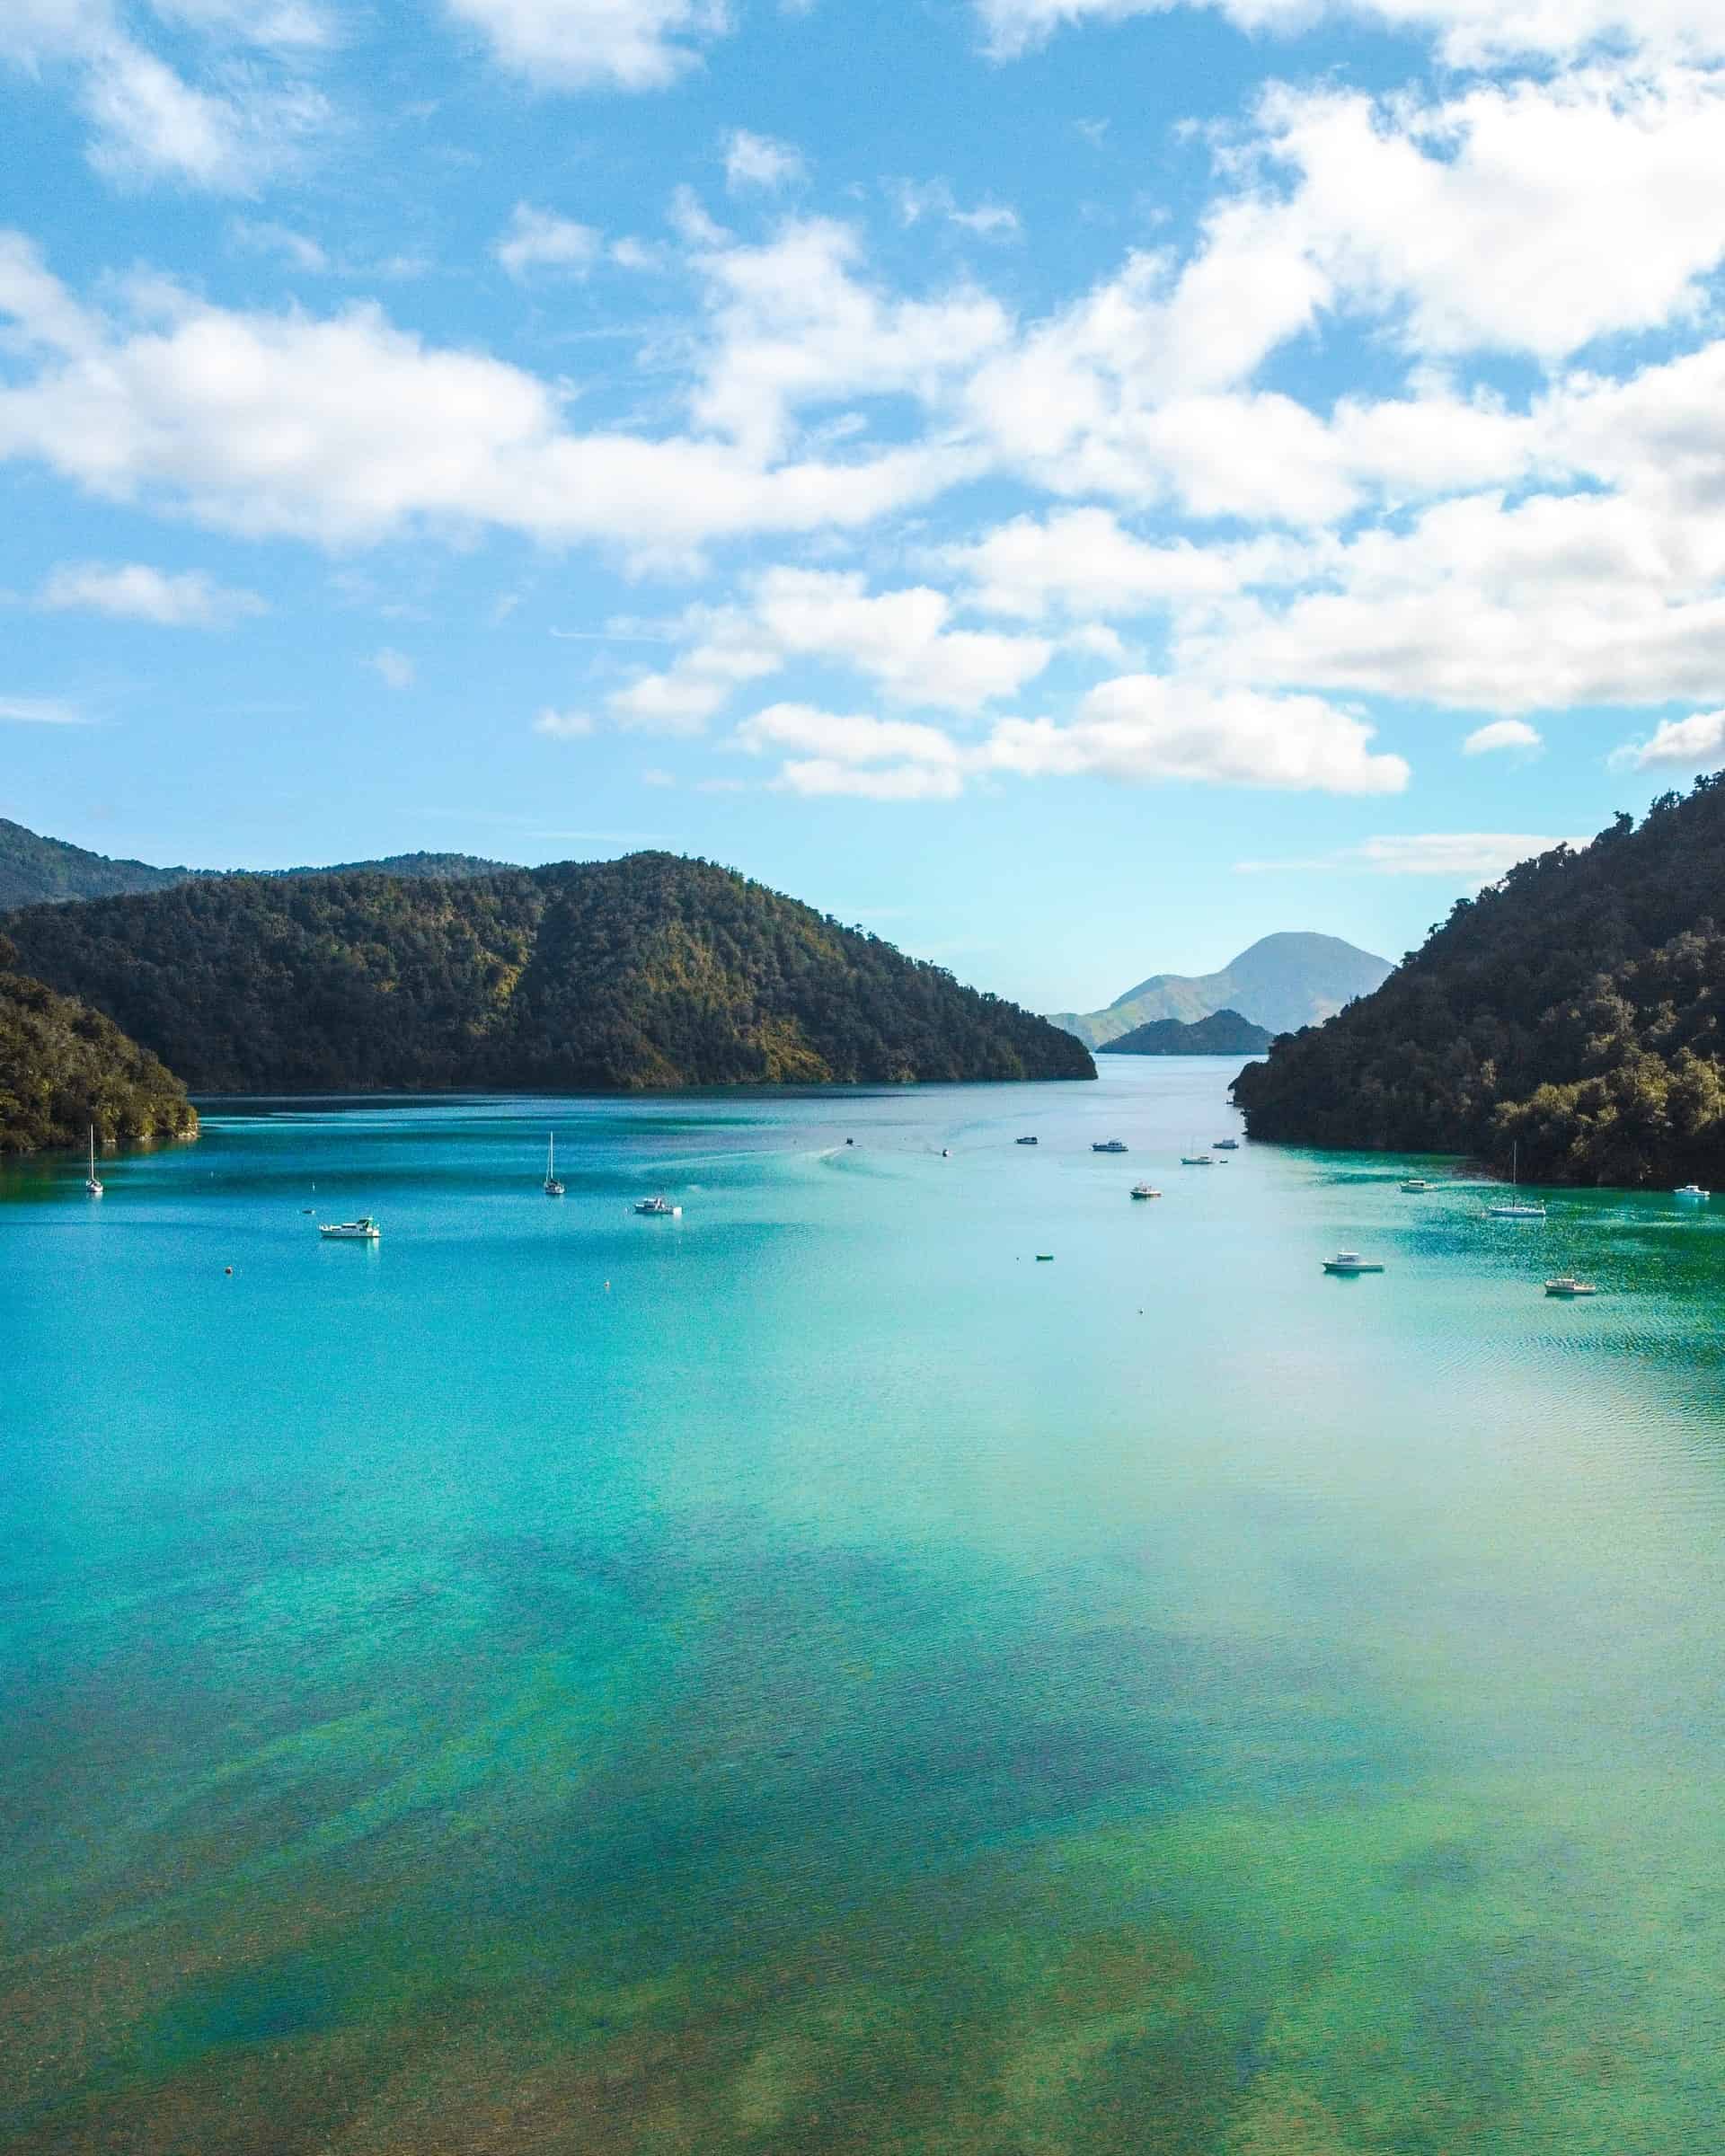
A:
[0,817,512,909]
[1106,1010,1272,1056]
[1232,774,1725,1187]
[3,853,1094,1093]
[0,936,198,1153]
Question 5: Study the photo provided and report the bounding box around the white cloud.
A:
[367,647,415,689]
[0,694,86,725]
[613,568,1054,730]
[495,204,601,278]
[1237,833,1588,879]
[38,561,267,625]
[1614,709,1725,771]
[1463,719,1542,755]
[777,758,966,800]
[948,508,1308,619]
[0,234,965,553]
[972,0,1725,67]
[690,216,1009,458]
[444,0,731,91]
[734,701,964,768]
[534,706,594,737]
[984,677,1409,793]
[723,129,806,192]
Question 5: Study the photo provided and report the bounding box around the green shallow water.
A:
[5,1057,1725,2153]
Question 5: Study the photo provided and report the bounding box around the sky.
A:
[4,2,1725,1012]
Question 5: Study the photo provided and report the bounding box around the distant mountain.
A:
[1234,776,1725,1187]
[1048,932,1394,1046]
[0,933,197,1154]
[4,852,1094,1094]
[0,817,512,910]
[1105,1009,1272,1056]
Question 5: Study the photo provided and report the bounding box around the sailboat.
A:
[543,1133,565,1197]
[1486,1142,1545,1219]
[84,1125,103,1197]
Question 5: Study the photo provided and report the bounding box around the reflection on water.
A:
[4,1061,1725,2151]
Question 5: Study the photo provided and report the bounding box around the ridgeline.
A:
[3,853,1094,1094]
[0,936,198,1154]
[1233,774,1725,1187]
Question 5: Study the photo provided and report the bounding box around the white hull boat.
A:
[320,1216,380,1241]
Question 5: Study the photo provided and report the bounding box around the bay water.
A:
[5,1056,1725,2152]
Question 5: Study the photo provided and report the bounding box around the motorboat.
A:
[1092,1140,1128,1153]
[1675,1184,1710,1199]
[1181,1153,1215,1166]
[543,1133,565,1197]
[1016,1135,1039,1145]
[1486,1142,1545,1219]
[1214,1138,1240,1150]
[1129,1184,1162,1199]
[1322,1250,1384,1275]
[320,1216,380,1241]
[1401,1178,1430,1193]
[84,1125,103,1197]
[633,1196,682,1216]
[1544,1276,1598,1297]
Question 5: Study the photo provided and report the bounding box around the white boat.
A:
[1544,1276,1598,1298]
[320,1216,380,1241]
[1486,1143,1545,1219]
[1675,1183,1710,1199]
[1129,1183,1162,1199]
[1181,1153,1215,1166]
[633,1195,681,1217]
[543,1133,565,1197]
[1401,1178,1430,1193]
[1016,1135,1039,1146]
[84,1125,103,1197]
[1322,1250,1384,1275]
[1092,1139,1128,1153]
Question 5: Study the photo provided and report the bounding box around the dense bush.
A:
[1232,774,1725,1186]
[4,853,1095,1094]
[0,936,198,1153]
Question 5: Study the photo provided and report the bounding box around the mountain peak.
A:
[1050,932,1393,1047]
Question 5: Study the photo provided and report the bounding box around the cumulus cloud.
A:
[612,568,1054,730]
[37,561,266,625]
[495,204,601,278]
[0,233,966,554]
[984,677,1409,793]
[1613,709,1725,771]
[888,179,1021,240]
[1463,719,1543,755]
[534,706,595,737]
[722,129,806,191]
[730,678,1408,801]
[444,0,731,91]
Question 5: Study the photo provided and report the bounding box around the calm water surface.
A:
[5,1058,1725,2152]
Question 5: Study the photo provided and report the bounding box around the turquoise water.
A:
[6,1056,1725,2152]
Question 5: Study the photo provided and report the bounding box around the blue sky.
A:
[5,0,1725,1012]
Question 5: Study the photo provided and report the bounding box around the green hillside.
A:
[1105,1009,1272,1056]
[1232,775,1725,1186]
[0,935,198,1153]
[3,853,1094,1094]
